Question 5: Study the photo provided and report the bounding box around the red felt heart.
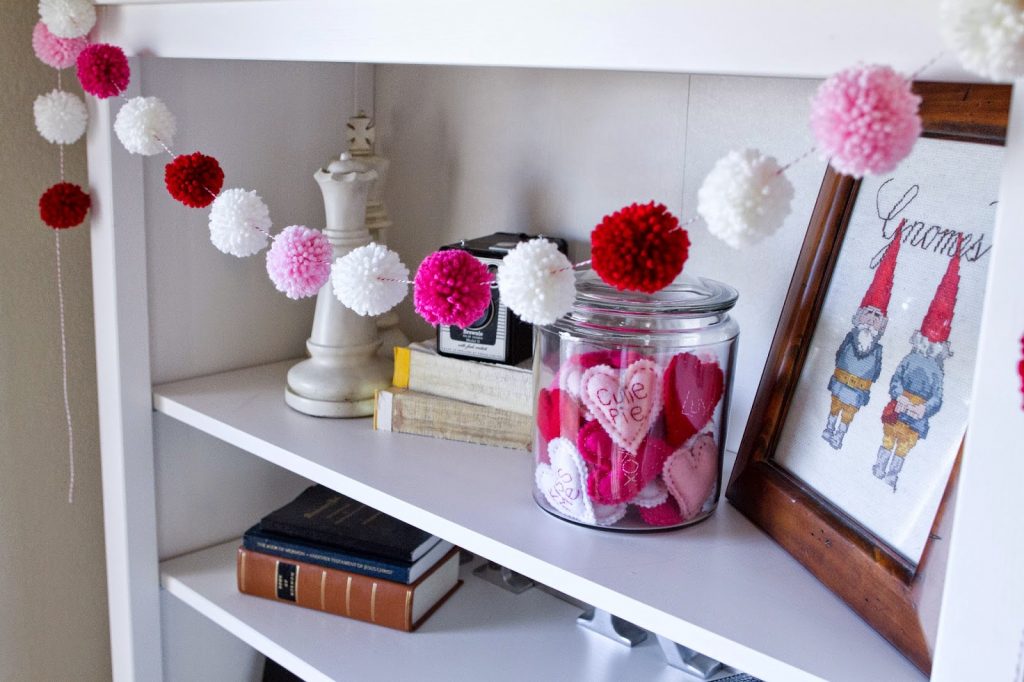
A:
[662,353,724,448]
[638,498,684,527]
[577,422,673,505]
[537,389,582,462]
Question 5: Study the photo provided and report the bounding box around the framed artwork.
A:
[726,82,1010,674]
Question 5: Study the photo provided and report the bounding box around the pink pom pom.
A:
[77,43,130,99]
[810,64,921,178]
[265,225,332,299]
[413,249,493,327]
[32,21,88,70]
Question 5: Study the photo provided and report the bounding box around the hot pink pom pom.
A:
[413,249,493,328]
[32,21,88,70]
[265,225,332,299]
[810,64,921,178]
[77,43,130,99]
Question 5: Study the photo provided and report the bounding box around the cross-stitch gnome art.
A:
[822,221,904,449]
[874,237,962,491]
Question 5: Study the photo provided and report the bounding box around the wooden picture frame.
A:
[725,82,1010,674]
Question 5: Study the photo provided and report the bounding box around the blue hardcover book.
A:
[242,524,453,585]
[259,485,438,563]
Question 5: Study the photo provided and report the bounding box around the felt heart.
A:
[638,498,684,527]
[580,359,662,453]
[592,501,627,526]
[663,432,720,522]
[662,353,724,448]
[536,388,582,454]
[535,438,595,524]
[577,423,673,505]
[631,477,669,509]
[559,349,644,400]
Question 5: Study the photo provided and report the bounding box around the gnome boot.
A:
[829,421,849,450]
[884,455,905,492]
[822,413,838,444]
[872,447,892,479]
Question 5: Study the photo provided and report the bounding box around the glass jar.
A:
[533,267,739,531]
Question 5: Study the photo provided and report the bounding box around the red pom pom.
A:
[165,152,225,208]
[76,44,130,99]
[590,201,690,293]
[39,182,91,229]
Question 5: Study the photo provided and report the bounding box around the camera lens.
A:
[466,300,495,331]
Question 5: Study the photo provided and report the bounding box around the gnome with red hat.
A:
[823,222,904,450]
[875,238,962,491]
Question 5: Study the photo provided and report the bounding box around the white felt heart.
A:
[535,437,595,524]
[662,432,719,522]
[580,359,662,453]
[631,478,669,509]
[592,501,627,526]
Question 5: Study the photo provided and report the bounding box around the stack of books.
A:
[237,485,461,632]
[373,340,534,450]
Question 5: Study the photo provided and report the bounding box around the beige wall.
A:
[0,1,111,680]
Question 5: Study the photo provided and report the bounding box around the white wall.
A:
[377,65,828,452]
[0,1,110,680]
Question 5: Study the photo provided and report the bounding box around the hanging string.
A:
[55,229,75,504]
[909,51,946,81]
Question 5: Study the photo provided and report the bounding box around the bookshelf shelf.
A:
[154,361,922,682]
[161,541,677,682]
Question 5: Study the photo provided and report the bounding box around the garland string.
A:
[55,229,75,504]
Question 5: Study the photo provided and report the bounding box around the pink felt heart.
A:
[577,422,673,505]
[580,359,662,453]
[535,438,594,523]
[663,432,720,522]
[559,349,645,400]
[662,353,724,448]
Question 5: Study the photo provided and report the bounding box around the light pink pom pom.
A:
[32,21,88,70]
[266,225,332,299]
[810,64,922,178]
[413,249,493,328]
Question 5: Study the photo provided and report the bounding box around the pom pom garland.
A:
[810,64,921,178]
[208,188,272,257]
[32,21,88,69]
[331,243,410,316]
[33,89,88,145]
[114,96,177,156]
[697,149,795,249]
[164,153,224,208]
[590,201,689,293]
[265,225,332,299]
[38,0,96,39]
[76,43,130,99]
[39,182,90,229]
[497,238,576,325]
[413,249,493,328]
[941,0,1024,80]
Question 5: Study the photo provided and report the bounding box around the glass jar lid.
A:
[549,266,739,342]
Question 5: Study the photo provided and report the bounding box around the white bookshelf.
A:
[153,361,920,681]
[86,2,1024,681]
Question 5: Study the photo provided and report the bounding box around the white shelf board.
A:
[161,541,682,682]
[153,361,924,682]
[94,0,977,82]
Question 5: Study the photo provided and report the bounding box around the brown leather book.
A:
[237,546,461,632]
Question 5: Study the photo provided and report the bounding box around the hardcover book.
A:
[237,546,461,632]
[243,524,455,584]
[374,387,533,451]
[393,340,533,416]
[259,486,440,563]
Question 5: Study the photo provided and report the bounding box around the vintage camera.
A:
[436,232,569,365]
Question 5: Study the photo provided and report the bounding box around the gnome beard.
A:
[855,326,880,355]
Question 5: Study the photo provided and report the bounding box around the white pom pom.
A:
[208,189,271,257]
[697,149,794,249]
[941,0,1024,80]
[496,238,576,325]
[33,90,87,145]
[39,0,96,38]
[114,96,177,156]
[331,243,410,316]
